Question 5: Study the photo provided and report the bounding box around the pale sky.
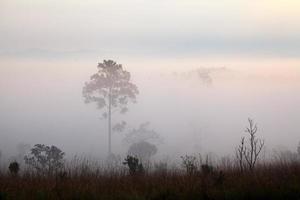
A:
[1,0,300,57]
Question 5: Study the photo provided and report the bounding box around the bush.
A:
[181,155,197,175]
[123,155,144,175]
[24,144,65,175]
[128,141,157,163]
[8,161,20,175]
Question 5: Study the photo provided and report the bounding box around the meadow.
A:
[1,153,300,200]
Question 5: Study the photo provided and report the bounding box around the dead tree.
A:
[244,118,264,171]
[236,137,245,172]
[236,118,265,172]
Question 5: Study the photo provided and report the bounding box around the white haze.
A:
[0,56,299,161]
[0,0,300,161]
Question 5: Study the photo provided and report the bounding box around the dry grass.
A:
[0,158,300,200]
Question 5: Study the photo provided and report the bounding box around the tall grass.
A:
[0,155,300,200]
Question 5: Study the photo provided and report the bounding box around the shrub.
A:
[8,161,20,175]
[24,144,65,175]
[128,141,157,163]
[123,155,144,175]
[181,155,197,175]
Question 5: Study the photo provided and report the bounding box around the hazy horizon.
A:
[0,0,300,161]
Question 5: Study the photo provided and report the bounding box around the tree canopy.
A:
[83,60,138,118]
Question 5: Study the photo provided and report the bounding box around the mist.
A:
[1,0,300,163]
[0,55,299,163]
[2,1,300,198]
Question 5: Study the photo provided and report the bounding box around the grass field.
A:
[1,156,300,200]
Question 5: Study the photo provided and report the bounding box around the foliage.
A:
[123,155,144,175]
[123,122,162,145]
[112,121,127,132]
[24,144,65,175]
[83,60,138,113]
[128,141,157,163]
[124,122,161,163]
[8,161,19,175]
[181,155,197,175]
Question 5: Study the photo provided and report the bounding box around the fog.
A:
[1,0,300,163]
[0,56,299,161]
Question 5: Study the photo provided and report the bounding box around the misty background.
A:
[0,0,300,161]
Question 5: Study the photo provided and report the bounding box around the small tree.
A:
[123,155,144,175]
[128,141,157,163]
[124,122,161,163]
[9,161,20,175]
[236,137,245,172]
[237,118,265,172]
[83,60,139,155]
[24,144,65,175]
[181,155,197,175]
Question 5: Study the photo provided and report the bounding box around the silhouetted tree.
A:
[9,161,20,175]
[181,155,197,175]
[124,122,161,163]
[123,155,144,175]
[298,142,300,156]
[237,119,265,172]
[24,144,65,175]
[83,60,139,155]
[236,137,246,172]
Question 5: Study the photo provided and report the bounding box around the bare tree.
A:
[181,155,197,175]
[83,60,139,155]
[238,118,265,172]
[236,137,245,172]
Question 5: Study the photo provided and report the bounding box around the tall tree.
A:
[83,60,139,155]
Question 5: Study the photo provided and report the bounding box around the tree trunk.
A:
[108,91,112,155]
